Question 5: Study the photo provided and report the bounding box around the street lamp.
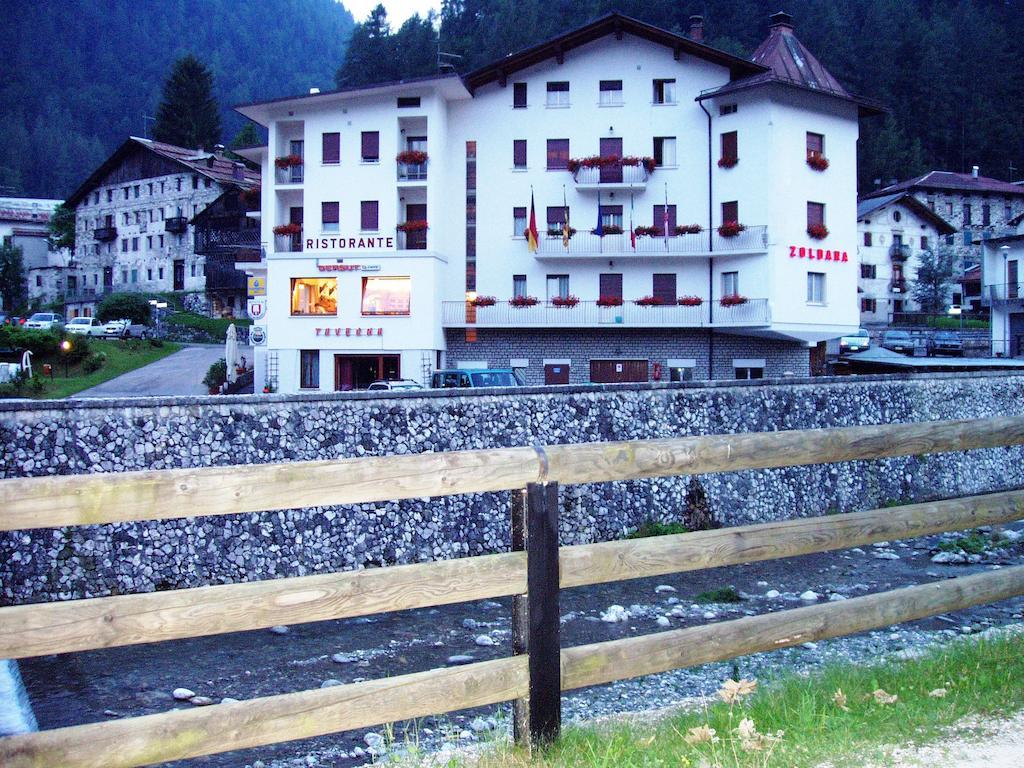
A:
[1001,245,1011,357]
[60,339,72,378]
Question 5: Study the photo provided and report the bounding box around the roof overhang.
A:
[462,12,766,92]
[697,77,885,118]
[232,145,267,164]
[235,75,470,126]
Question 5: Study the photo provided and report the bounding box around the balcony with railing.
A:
[889,244,911,262]
[985,283,1023,306]
[165,217,188,234]
[63,286,112,303]
[204,257,248,292]
[571,163,650,191]
[890,278,908,294]
[274,233,303,253]
[194,224,261,256]
[397,229,427,251]
[442,298,770,329]
[534,225,768,258]
[93,226,117,242]
[275,161,304,185]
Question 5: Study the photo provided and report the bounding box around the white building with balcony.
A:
[235,12,880,392]
[856,193,955,324]
[981,220,1024,357]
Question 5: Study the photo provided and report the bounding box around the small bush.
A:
[0,325,60,357]
[627,520,689,539]
[202,358,227,388]
[695,586,744,604]
[96,293,152,324]
[82,352,106,374]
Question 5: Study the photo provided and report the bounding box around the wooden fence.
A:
[2,416,1024,767]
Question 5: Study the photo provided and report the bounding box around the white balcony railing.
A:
[572,164,649,188]
[534,225,768,258]
[443,299,770,328]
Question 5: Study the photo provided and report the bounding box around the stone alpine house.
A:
[63,137,260,318]
[234,12,883,393]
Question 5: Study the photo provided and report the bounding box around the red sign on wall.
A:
[790,245,849,262]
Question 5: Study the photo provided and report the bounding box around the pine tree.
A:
[911,247,956,315]
[153,55,222,150]
[0,241,27,312]
[229,123,261,149]
[48,203,76,251]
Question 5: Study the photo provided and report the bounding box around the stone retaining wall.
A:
[3,372,1024,605]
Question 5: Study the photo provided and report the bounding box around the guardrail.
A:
[2,416,1024,766]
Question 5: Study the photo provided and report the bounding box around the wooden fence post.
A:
[510,488,529,747]
[526,481,561,747]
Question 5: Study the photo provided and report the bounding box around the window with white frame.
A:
[653,137,676,167]
[652,78,676,104]
[546,81,569,107]
[599,80,623,105]
[807,271,826,304]
[513,274,527,298]
[722,271,739,296]
[546,274,569,300]
[513,207,527,237]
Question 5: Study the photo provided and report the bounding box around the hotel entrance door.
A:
[334,354,400,390]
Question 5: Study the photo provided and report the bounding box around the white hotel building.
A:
[235,12,881,392]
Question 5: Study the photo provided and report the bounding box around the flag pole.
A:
[663,182,670,249]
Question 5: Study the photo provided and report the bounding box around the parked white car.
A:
[101,319,129,336]
[65,317,105,336]
[102,318,149,338]
[24,312,63,330]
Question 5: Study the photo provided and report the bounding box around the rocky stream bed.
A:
[19,524,1024,767]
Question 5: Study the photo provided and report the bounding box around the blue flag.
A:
[595,192,604,236]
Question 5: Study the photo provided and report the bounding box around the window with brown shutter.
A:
[546,206,567,232]
[807,202,825,228]
[652,273,677,304]
[322,201,339,232]
[546,139,569,170]
[722,201,738,224]
[360,201,378,231]
[513,82,527,108]
[599,273,623,300]
[721,131,738,161]
[513,140,527,168]
[361,131,379,162]
[864,231,873,246]
[653,204,677,234]
[806,132,824,157]
[322,132,340,164]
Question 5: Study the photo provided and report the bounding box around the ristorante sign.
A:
[306,235,395,251]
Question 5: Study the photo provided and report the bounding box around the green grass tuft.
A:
[626,521,689,539]
[938,531,1010,555]
[695,586,744,604]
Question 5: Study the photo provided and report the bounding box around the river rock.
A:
[172,688,196,701]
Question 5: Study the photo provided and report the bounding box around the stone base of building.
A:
[444,328,811,385]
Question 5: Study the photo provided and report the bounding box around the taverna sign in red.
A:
[790,245,849,262]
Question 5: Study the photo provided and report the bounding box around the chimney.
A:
[769,11,794,30]
[972,165,979,178]
[688,15,704,43]
[232,162,245,181]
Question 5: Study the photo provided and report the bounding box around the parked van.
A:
[430,369,524,388]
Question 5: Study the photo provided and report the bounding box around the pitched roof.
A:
[462,13,765,91]
[862,170,1024,200]
[65,137,260,208]
[856,192,956,235]
[697,12,884,116]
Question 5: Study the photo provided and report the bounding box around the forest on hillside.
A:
[337,0,1024,194]
[0,0,353,199]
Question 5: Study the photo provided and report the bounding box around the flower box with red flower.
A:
[675,224,703,235]
[596,295,623,307]
[593,224,624,236]
[272,223,302,236]
[550,295,580,308]
[678,296,704,306]
[717,221,746,238]
[274,154,303,169]
[633,225,659,237]
[547,226,576,238]
[720,294,749,307]
[470,295,496,307]
[807,223,829,240]
[397,220,429,232]
[396,149,428,165]
[634,296,664,306]
[806,153,829,171]
[509,295,539,307]
[717,156,739,169]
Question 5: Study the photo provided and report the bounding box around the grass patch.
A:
[626,521,689,539]
[436,632,1024,768]
[165,311,251,338]
[25,339,181,399]
[938,531,1010,555]
[695,586,744,604]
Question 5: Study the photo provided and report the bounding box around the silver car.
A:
[24,312,63,330]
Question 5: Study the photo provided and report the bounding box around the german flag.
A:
[526,192,539,253]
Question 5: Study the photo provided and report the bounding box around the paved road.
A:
[71,345,252,399]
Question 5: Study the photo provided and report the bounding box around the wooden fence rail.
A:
[2,416,1024,767]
